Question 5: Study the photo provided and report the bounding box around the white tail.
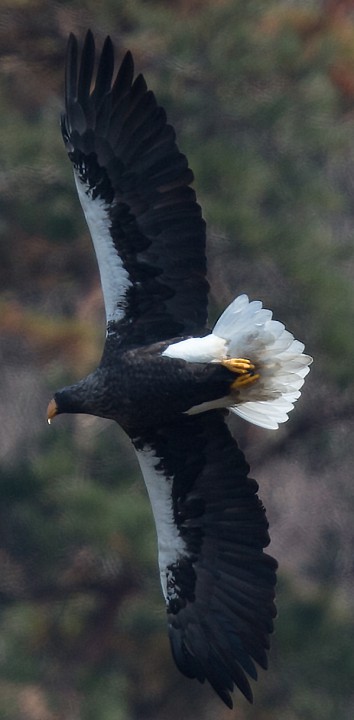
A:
[162,294,312,429]
[213,295,312,429]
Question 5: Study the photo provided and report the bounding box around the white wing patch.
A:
[134,444,187,600]
[74,173,132,326]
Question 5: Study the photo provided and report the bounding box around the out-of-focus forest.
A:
[1,0,354,718]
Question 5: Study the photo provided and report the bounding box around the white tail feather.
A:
[163,294,312,430]
[213,295,312,429]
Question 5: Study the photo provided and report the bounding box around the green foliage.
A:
[268,579,354,720]
[156,2,354,381]
[0,422,161,719]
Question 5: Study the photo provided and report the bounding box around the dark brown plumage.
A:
[48,31,279,709]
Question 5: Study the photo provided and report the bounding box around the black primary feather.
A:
[61,31,209,347]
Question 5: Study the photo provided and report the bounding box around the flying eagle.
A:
[47,31,312,708]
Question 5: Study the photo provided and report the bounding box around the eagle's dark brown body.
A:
[54,340,236,433]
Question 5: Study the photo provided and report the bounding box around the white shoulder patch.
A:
[162,333,226,363]
[134,444,187,599]
[74,173,132,326]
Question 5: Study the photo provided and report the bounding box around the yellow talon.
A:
[231,372,260,390]
[221,357,255,374]
[221,357,260,390]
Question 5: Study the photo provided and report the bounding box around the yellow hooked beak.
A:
[47,398,58,424]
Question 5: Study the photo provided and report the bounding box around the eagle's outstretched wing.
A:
[133,410,277,708]
[62,31,208,347]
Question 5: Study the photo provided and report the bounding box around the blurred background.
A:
[1,0,354,718]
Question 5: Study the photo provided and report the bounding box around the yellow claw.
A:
[221,357,255,374]
[221,357,260,390]
[231,372,260,390]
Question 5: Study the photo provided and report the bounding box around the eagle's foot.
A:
[231,372,260,390]
[221,357,260,390]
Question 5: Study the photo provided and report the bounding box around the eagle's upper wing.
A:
[133,411,277,708]
[62,31,209,347]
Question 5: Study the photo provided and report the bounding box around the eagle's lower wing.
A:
[133,411,277,708]
[62,31,208,347]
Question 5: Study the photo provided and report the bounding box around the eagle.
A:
[47,31,312,709]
